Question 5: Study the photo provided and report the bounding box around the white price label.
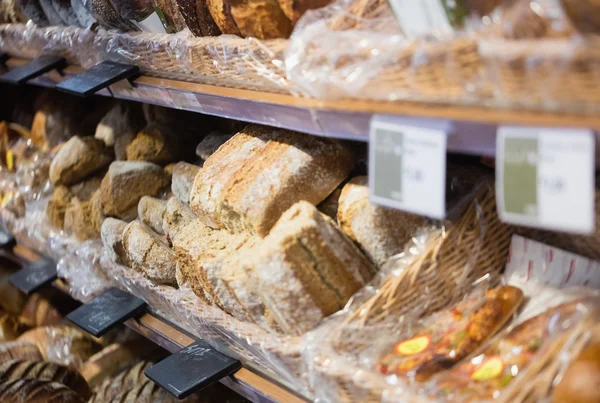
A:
[496,127,595,234]
[184,92,201,108]
[369,119,447,219]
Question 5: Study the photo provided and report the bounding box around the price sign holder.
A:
[369,116,448,219]
[496,126,595,234]
[8,258,57,295]
[144,341,241,399]
[0,55,66,85]
[56,61,139,97]
[67,287,145,337]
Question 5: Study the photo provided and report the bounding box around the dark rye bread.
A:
[0,360,91,399]
[89,360,153,402]
[0,342,43,362]
[0,379,84,403]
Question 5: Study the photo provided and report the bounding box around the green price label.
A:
[502,137,538,217]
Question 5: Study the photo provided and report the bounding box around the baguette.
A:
[0,359,91,399]
[0,379,84,403]
[122,221,177,286]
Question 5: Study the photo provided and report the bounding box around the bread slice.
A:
[137,196,167,235]
[100,161,170,219]
[122,221,177,286]
[49,136,113,186]
[221,201,375,335]
[101,218,128,265]
[338,176,426,266]
[190,125,354,237]
[171,162,200,204]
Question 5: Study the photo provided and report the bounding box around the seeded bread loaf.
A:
[89,360,152,402]
[122,221,177,286]
[137,196,167,235]
[49,136,113,186]
[101,218,129,265]
[0,341,43,362]
[171,162,200,204]
[0,359,91,398]
[0,378,84,403]
[162,197,196,245]
[100,161,170,219]
[86,0,139,30]
[337,176,426,266]
[217,201,375,335]
[190,125,354,237]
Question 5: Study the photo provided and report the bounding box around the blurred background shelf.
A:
[4,57,600,159]
[9,244,309,403]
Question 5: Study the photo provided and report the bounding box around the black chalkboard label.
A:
[145,341,241,399]
[56,61,139,97]
[67,287,145,337]
[0,55,65,85]
[8,258,57,295]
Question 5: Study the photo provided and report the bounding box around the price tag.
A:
[496,127,595,234]
[369,119,447,219]
[67,287,145,337]
[144,341,241,399]
[0,55,66,85]
[8,258,57,295]
[56,61,139,97]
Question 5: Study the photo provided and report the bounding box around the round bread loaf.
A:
[0,378,84,403]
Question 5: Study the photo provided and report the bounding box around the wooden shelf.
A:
[10,244,309,403]
[4,57,600,159]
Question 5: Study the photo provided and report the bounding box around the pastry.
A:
[377,285,524,380]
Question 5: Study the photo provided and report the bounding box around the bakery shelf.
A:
[9,244,309,403]
[4,57,600,159]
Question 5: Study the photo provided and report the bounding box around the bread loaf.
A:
[153,0,187,32]
[0,341,43,362]
[95,103,145,153]
[229,0,292,39]
[338,176,426,266]
[171,162,200,204]
[206,0,241,35]
[19,293,64,327]
[219,201,375,335]
[89,190,104,235]
[196,0,221,35]
[46,186,73,228]
[0,379,85,403]
[276,0,331,23]
[106,380,190,402]
[122,221,177,286]
[0,311,29,342]
[162,197,196,244]
[195,132,232,161]
[89,360,152,402]
[86,0,140,30]
[172,219,254,300]
[64,198,98,241]
[190,125,354,237]
[18,0,50,25]
[51,0,80,25]
[317,187,340,220]
[49,136,113,186]
[71,0,97,27]
[0,360,91,398]
[137,196,167,235]
[100,161,170,219]
[69,175,103,202]
[18,326,103,368]
[101,218,129,265]
[81,342,153,388]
